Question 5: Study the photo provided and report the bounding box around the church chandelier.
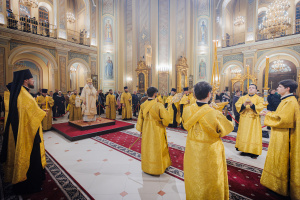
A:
[19,0,38,8]
[258,0,291,37]
[234,16,245,26]
[67,12,76,23]
[234,0,245,26]
[231,68,242,74]
[70,65,77,72]
[271,59,291,73]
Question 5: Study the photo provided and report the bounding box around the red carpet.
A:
[21,170,66,200]
[93,131,287,200]
[52,120,134,141]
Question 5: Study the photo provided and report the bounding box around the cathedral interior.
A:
[1,0,300,200]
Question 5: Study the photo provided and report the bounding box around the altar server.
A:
[165,88,180,127]
[260,79,300,199]
[69,90,82,121]
[121,86,132,120]
[136,87,171,175]
[183,81,233,200]
[37,89,54,131]
[235,84,264,158]
[106,89,117,120]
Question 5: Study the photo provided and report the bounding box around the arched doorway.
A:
[69,62,88,92]
[263,60,297,90]
[13,60,41,94]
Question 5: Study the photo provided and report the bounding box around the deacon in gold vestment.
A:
[179,87,191,129]
[121,86,132,120]
[69,90,82,121]
[0,69,47,194]
[106,89,117,120]
[260,80,300,199]
[38,89,54,131]
[136,87,171,175]
[183,81,233,200]
[235,84,264,158]
[165,88,180,127]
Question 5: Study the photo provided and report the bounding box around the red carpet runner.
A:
[92,130,287,200]
[21,151,94,200]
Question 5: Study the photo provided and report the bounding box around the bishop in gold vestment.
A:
[165,88,180,127]
[121,86,132,120]
[136,87,171,175]
[183,81,233,200]
[235,84,264,157]
[0,69,47,194]
[38,89,54,131]
[69,90,82,121]
[106,89,117,120]
[81,79,98,121]
[260,80,300,199]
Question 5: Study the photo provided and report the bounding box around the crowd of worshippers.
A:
[0,69,299,200]
[6,9,50,37]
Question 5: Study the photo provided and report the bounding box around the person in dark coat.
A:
[98,90,105,115]
[267,89,281,112]
[132,91,139,117]
[266,89,281,130]
[232,90,241,128]
[55,91,65,116]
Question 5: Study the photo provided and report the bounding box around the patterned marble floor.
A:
[44,113,270,200]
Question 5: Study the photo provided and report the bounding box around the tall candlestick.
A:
[264,57,270,89]
[45,96,48,110]
[247,65,250,90]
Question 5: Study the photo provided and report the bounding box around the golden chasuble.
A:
[165,96,181,124]
[261,96,300,199]
[106,93,117,120]
[38,95,54,131]
[4,87,46,184]
[183,104,233,200]
[136,100,171,175]
[121,92,132,119]
[69,94,82,121]
[235,94,264,155]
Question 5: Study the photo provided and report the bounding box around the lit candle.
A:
[45,96,48,110]
[264,57,270,89]
[211,40,216,85]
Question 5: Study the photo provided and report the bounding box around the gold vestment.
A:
[261,96,300,199]
[183,104,233,200]
[106,93,117,120]
[136,100,171,175]
[235,94,264,155]
[121,92,132,119]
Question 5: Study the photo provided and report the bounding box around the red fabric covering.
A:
[96,131,287,200]
[21,170,66,200]
[223,135,269,148]
[52,120,133,137]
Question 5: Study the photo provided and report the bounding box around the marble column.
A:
[56,47,70,93]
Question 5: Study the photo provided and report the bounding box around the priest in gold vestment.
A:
[136,87,171,175]
[183,81,233,200]
[165,88,180,127]
[235,84,264,158]
[157,93,163,104]
[81,78,98,122]
[106,89,117,120]
[260,79,300,199]
[38,89,54,131]
[121,86,132,120]
[3,82,12,125]
[69,90,82,121]
[0,69,47,194]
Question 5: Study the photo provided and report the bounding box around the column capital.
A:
[56,47,70,56]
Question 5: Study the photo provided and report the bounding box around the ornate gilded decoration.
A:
[176,56,188,93]
[135,60,150,93]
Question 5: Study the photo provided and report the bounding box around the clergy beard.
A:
[28,83,34,89]
[88,84,93,89]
